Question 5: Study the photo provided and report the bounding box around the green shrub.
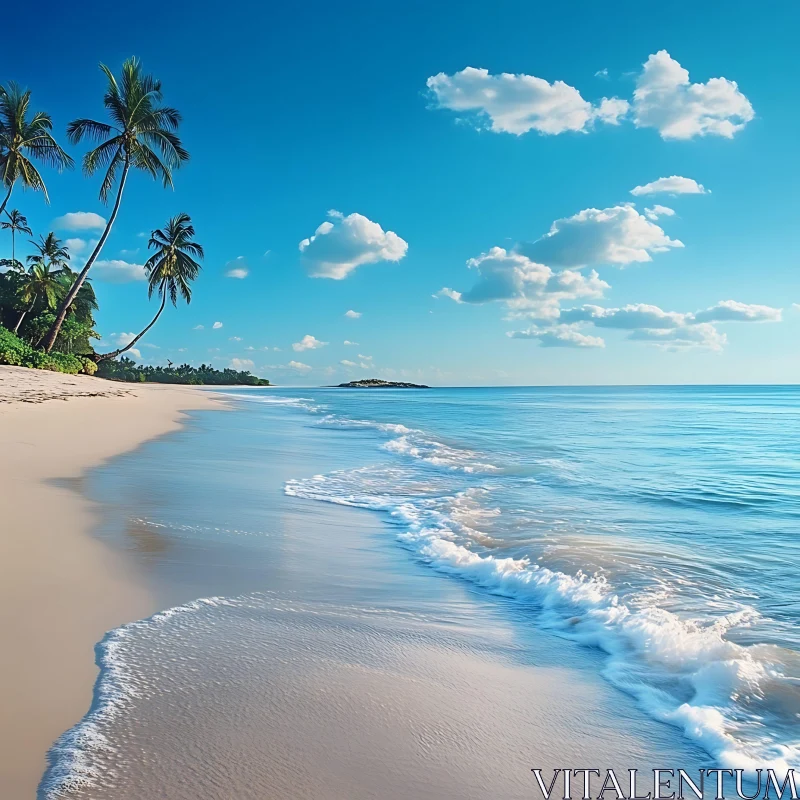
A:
[0,325,87,375]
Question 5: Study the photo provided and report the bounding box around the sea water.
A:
[40,386,800,797]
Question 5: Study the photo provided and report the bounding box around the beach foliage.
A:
[0,62,268,385]
[97,357,270,386]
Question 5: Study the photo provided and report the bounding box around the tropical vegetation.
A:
[0,60,270,385]
[97,357,269,386]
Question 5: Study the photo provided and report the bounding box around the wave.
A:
[285,468,800,771]
[317,414,500,473]
[38,598,234,799]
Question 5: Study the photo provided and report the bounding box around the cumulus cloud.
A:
[340,359,358,367]
[560,303,688,329]
[92,259,146,283]
[632,50,754,140]
[53,211,107,231]
[631,176,708,196]
[440,246,609,321]
[288,360,312,372]
[343,340,358,346]
[109,332,136,347]
[547,299,777,352]
[519,205,683,269]
[627,324,727,351]
[292,334,328,352]
[693,300,782,323]
[344,309,361,319]
[644,205,675,221]
[300,210,408,279]
[212,322,223,329]
[65,237,89,254]
[426,66,628,135]
[229,358,254,370]
[508,325,605,348]
[225,256,249,279]
[128,348,142,360]
[229,336,242,342]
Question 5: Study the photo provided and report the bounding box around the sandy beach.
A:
[0,366,220,798]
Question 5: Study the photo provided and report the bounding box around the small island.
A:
[334,379,430,389]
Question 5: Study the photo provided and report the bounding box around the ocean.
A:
[41,386,800,798]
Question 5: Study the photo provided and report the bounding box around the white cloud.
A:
[93,259,146,283]
[631,176,708,196]
[229,336,243,342]
[519,205,683,268]
[300,210,408,279]
[229,358,254,370]
[508,325,605,348]
[292,334,328,352]
[560,303,688,329]
[644,205,675,221]
[225,256,249,279]
[65,238,88,254]
[443,246,608,322]
[193,324,204,330]
[141,343,159,349]
[109,331,137,347]
[212,322,223,329]
[53,211,107,231]
[633,50,754,140]
[550,300,776,351]
[358,354,373,361]
[288,360,312,372]
[119,248,139,258]
[344,309,361,319]
[426,66,628,135]
[340,359,358,367]
[343,340,359,346]
[594,68,609,79]
[128,347,141,360]
[693,300,782,323]
[627,324,727,351]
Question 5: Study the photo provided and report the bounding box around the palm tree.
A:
[1,209,32,266]
[28,231,70,272]
[97,213,202,361]
[57,266,98,323]
[42,57,189,353]
[13,260,63,333]
[0,83,73,216]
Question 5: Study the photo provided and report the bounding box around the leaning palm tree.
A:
[1,209,32,266]
[42,58,189,353]
[96,213,202,361]
[0,83,73,216]
[13,260,63,333]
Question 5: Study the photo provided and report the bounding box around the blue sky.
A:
[2,1,799,385]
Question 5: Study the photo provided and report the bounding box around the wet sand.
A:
[0,366,220,798]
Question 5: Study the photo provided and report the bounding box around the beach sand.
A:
[0,366,220,798]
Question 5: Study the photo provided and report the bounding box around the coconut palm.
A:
[13,260,63,333]
[97,213,202,361]
[1,209,32,266]
[43,57,189,352]
[28,232,70,272]
[57,267,98,323]
[0,83,73,216]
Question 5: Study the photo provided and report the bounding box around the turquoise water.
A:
[41,386,800,797]
[259,386,800,768]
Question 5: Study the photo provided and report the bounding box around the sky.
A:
[2,0,799,386]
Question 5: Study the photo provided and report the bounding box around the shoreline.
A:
[0,366,222,798]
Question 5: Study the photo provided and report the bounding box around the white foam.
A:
[285,471,800,771]
[39,598,232,798]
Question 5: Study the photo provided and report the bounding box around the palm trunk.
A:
[42,159,130,353]
[13,300,35,334]
[0,184,12,218]
[11,228,15,265]
[95,292,167,363]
